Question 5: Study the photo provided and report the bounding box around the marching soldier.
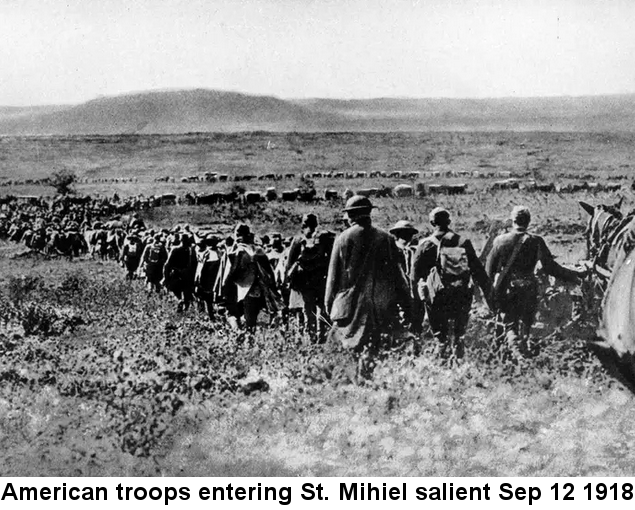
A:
[121,230,144,280]
[389,219,419,277]
[194,234,221,320]
[325,196,412,378]
[266,233,285,267]
[220,224,282,331]
[486,205,585,351]
[163,233,196,312]
[140,234,168,293]
[285,214,333,342]
[411,207,491,358]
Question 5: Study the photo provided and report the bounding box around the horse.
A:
[579,198,635,279]
[580,198,635,391]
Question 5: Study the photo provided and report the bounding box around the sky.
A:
[1,0,635,105]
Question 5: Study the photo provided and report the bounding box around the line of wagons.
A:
[3,177,625,211]
[173,179,624,206]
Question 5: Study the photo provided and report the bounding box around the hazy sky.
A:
[1,0,634,105]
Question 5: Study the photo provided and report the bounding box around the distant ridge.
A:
[1,88,635,134]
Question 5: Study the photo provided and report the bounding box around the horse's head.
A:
[580,197,624,262]
[580,197,624,219]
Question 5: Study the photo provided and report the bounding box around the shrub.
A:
[8,275,43,306]
[50,169,77,195]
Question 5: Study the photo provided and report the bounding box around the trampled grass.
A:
[0,245,628,476]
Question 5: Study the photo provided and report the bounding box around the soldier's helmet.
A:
[389,220,418,237]
[343,195,374,216]
[511,205,531,226]
[207,235,220,248]
[429,207,451,226]
[302,213,318,228]
[234,223,251,241]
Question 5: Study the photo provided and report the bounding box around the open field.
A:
[1,131,634,184]
[1,132,635,475]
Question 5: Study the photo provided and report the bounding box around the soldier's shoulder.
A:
[525,232,546,246]
[496,231,516,241]
[373,225,394,240]
[492,231,516,247]
[335,225,359,243]
[526,231,544,241]
[317,229,336,243]
[415,233,436,247]
[456,233,475,248]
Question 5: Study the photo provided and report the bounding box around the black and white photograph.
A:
[1,0,635,477]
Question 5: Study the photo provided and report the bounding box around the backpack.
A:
[420,233,471,304]
[147,245,163,264]
[127,240,140,256]
[287,233,332,289]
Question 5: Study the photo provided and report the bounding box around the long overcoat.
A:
[325,223,411,349]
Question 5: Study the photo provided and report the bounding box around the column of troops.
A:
[1,193,586,378]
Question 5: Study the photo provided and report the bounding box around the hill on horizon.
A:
[1,88,635,135]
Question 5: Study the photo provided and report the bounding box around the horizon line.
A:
[3,87,635,109]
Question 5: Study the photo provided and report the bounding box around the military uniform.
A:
[389,220,419,278]
[411,226,489,355]
[194,239,221,320]
[486,225,580,341]
[141,237,168,292]
[286,230,333,341]
[163,237,196,312]
[220,225,282,330]
[121,234,144,279]
[325,197,412,357]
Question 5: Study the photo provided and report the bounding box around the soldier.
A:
[411,207,490,358]
[92,222,108,259]
[486,205,585,350]
[266,233,285,267]
[65,222,86,258]
[121,230,144,280]
[220,224,282,331]
[285,214,333,342]
[163,233,196,312]
[194,234,221,320]
[389,220,419,276]
[140,234,168,293]
[325,196,412,378]
[106,227,124,261]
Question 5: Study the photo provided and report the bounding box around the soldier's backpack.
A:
[147,245,164,265]
[420,233,471,305]
[127,238,141,257]
[287,232,334,289]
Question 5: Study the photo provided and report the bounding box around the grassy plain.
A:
[1,132,635,475]
[1,132,634,183]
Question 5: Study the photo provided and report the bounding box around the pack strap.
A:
[494,233,527,295]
